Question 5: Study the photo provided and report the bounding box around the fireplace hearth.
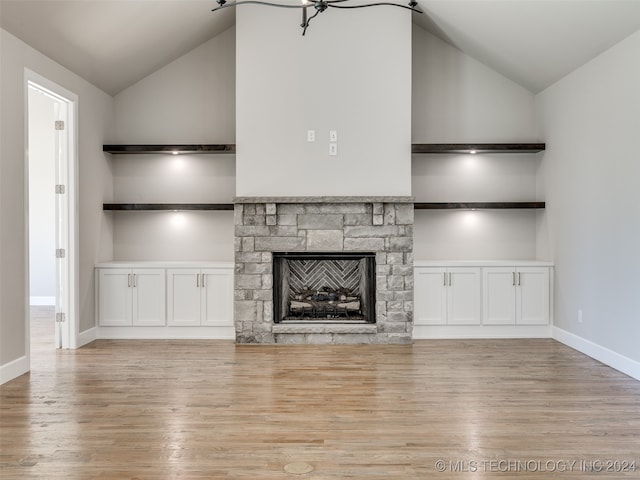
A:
[273,252,376,324]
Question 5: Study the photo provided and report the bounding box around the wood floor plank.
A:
[1,312,639,478]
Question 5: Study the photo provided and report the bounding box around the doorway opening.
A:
[26,70,77,354]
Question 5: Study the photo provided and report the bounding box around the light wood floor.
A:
[1,310,639,479]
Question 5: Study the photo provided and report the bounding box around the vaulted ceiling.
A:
[2,0,640,96]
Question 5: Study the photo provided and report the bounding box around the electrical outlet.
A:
[329,130,338,142]
[578,309,583,323]
[307,130,315,142]
[329,143,338,156]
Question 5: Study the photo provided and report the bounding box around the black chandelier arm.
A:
[302,8,323,35]
[212,0,308,12]
[328,2,422,13]
[212,0,423,35]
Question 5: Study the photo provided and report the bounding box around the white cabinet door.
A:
[447,268,481,325]
[167,269,202,326]
[98,269,132,326]
[414,267,447,325]
[483,267,550,326]
[201,269,234,326]
[132,269,166,326]
[414,267,480,325]
[483,268,517,325]
[517,267,549,325]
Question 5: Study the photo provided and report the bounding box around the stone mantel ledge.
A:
[234,196,414,204]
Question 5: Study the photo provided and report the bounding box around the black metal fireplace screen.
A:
[273,252,376,323]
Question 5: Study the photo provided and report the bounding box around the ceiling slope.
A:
[1,1,640,95]
[0,0,234,96]
[415,0,640,93]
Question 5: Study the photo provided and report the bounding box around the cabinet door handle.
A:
[443,273,447,286]
[196,273,200,288]
[128,273,132,288]
[133,274,137,288]
[512,272,516,286]
[518,272,521,286]
[448,272,452,286]
[201,273,205,288]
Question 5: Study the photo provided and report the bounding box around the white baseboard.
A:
[78,327,97,347]
[30,296,55,306]
[413,324,552,339]
[96,325,236,340]
[0,355,29,385]
[552,326,640,381]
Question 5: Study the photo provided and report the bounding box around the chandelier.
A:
[212,0,423,36]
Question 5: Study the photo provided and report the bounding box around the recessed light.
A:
[469,149,477,155]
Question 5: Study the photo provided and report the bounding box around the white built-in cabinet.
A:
[167,268,233,326]
[483,267,549,325]
[414,267,481,325]
[414,261,552,338]
[95,262,234,338]
[97,268,166,326]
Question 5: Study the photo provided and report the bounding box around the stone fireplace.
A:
[234,197,414,344]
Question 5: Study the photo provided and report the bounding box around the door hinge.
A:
[54,120,65,131]
[56,312,66,323]
[56,248,66,258]
[55,184,66,194]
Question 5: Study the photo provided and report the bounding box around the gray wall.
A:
[235,9,412,197]
[112,27,236,144]
[536,30,640,364]
[0,28,113,378]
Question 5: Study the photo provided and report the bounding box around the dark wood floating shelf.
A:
[104,202,543,211]
[412,143,545,154]
[103,203,234,211]
[415,202,545,210]
[103,144,235,154]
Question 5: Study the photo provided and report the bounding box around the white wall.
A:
[113,212,234,261]
[536,30,640,365]
[113,27,235,143]
[111,153,235,261]
[1,28,113,380]
[412,25,541,260]
[112,154,235,203]
[412,26,537,143]
[235,8,412,197]
[28,88,56,303]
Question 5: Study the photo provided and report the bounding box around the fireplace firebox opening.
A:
[273,252,376,324]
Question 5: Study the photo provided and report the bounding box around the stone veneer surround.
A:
[234,197,414,344]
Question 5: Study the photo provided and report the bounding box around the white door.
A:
[201,269,233,326]
[167,269,202,326]
[517,268,549,325]
[414,268,447,325]
[483,268,516,325]
[98,269,132,326]
[53,99,70,346]
[447,268,481,325]
[132,269,166,326]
